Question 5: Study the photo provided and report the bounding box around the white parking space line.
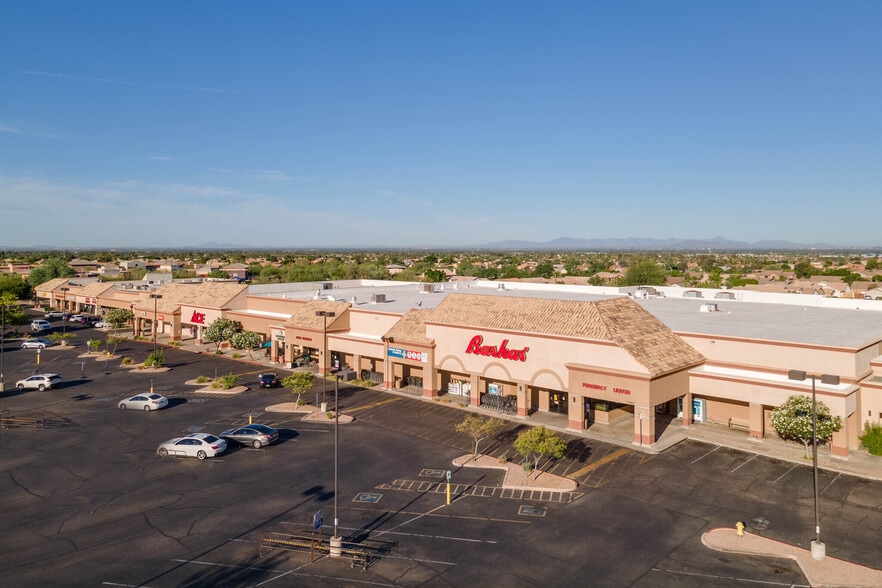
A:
[340,522,497,544]
[773,465,798,484]
[821,473,841,495]
[692,445,720,464]
[730,454,757,472]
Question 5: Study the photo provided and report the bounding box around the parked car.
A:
[93,320,110,328]
[31,319,52,332]
[156,433,227,460]
[258,373,280,388]
[21,338,54,349]
[44,310,64,319]
[69,315,86,323]
[220,424,280,448]
[15,373,62,391]
[119,393,168,411]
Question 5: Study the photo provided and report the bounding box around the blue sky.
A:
[2,1,881,249]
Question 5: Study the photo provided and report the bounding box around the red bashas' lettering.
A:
[465,335,529,362]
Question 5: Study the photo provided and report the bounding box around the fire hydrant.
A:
[736,521,745,537]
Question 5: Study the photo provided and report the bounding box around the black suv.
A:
[258,373,280,389]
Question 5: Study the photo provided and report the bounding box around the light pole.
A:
[334,374,340,544]
[315,310,335,406]
[787,369,840,561]
[1,302,5,393]
[149,294,162,361]
[59,287,69,338]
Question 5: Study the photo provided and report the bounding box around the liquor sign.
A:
[388,347,428,362]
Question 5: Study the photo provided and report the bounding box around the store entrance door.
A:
[549,391,568,414]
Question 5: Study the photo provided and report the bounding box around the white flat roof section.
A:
[241,280,882,349]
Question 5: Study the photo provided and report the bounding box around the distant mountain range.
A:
[5,237,879,252]
[480,236,870,251]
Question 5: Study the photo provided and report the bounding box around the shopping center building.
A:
[35,277,882,456]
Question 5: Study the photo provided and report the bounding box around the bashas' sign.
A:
[465,335,529,362]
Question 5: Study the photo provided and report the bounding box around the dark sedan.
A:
[258,373,280,388]
[220,424,279,448]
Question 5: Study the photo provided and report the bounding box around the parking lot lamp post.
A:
[315,310,335,406]
[787,369,840,561]
[149,294,162,361]
[1,302,5,392]
[60,287,69,337]
[334,374,340,541]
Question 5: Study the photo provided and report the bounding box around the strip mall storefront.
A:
[385,294,705,445]
[42,279,878,454]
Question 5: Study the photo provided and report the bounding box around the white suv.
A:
[31,319,52,332]
[16,373,62,391]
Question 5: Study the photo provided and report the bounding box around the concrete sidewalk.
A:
[703,528,882,588]
[170,332,882,483]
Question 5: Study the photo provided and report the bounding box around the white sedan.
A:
[21,338,54,349]
[119,393,168,411]
[156,433,227,460]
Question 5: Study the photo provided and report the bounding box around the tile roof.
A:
[37,278,71,292]
[77,281,116,297]
[427,293,705,376]
[383,309,434,345]
[284,300,352,330]
[132,282,248,313]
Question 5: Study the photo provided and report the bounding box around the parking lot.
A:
[2,328,882,587]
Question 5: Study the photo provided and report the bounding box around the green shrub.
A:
[195,375,210,384]
[212,373,238,390]
[859,421,882,456]
[144,348,164,368]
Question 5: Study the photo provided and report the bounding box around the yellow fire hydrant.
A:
[736,521,745,536]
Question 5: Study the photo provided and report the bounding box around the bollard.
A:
[736,521,745,536]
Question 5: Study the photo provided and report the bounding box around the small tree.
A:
[104,307,134,329]
[455,414,505,460]
[231,330,263,359]
[202,318,242,352]
[106,335,126,357]
[513,426,567,478]
[86,338,103,354]
[770,395,842,458]
[282,372,315,406]
[1,292,29,328]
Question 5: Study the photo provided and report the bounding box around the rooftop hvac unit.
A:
[497,283,506,291]
[421,283,434,293]
[371,293,386,303]
[699,303,719,313]
[322,282,332,290]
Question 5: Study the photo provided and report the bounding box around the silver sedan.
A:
[156,433,226,460]
[119,393,168,411]
[220,424,280,448]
